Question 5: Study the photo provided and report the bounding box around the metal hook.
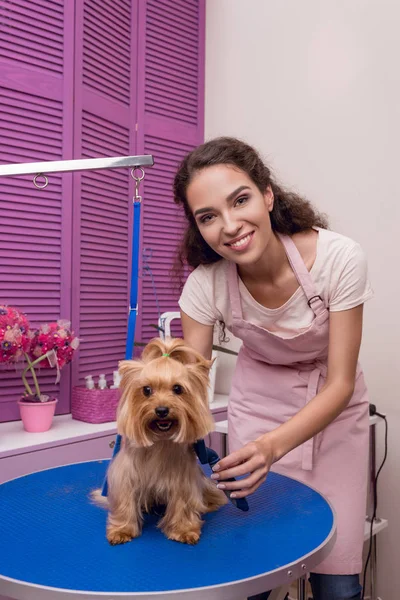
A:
[130,167,145,201]
[130,167,145,182]
[33,173,48,189]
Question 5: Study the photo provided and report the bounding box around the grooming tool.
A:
[193,439,249,511]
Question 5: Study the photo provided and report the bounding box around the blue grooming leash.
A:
[101,194,142,497]
[193,439,249,512]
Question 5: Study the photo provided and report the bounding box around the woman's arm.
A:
[211,305,365,498]
[181,310,214,359]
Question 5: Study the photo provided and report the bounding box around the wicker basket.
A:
[71,386,121,424]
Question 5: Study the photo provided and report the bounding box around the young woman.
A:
[173,137,373,600]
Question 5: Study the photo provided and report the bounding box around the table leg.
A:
[297,576,307,600]
[265,586,289,600]
[369,422,377,600]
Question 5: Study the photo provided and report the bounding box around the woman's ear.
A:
[264,185,274,212]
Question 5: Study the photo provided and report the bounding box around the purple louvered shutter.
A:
[0,0,74,421]
[70,0,138,387]
[0,0,205,423]
[136,0,205,343]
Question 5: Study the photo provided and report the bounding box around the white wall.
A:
[205,1,399,597]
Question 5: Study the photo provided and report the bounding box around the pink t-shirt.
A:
[179,228,374,339]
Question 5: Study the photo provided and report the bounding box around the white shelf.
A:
[209,393,229,411]
[364,518,388,541]
[369,414,384,426]
[214,420,229,435]
[0,414,118,459]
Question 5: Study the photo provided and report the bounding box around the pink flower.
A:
[0,306,31,364]
[29,320,79,369]
[0,307,80,401]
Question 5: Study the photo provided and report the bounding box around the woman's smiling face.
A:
[186,164,274,265]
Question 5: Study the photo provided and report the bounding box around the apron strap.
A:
[277,233,326,317]
[228,232,327,320]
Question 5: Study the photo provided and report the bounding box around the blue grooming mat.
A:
[0,461,334,595]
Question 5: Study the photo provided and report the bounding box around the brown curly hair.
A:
[173,136,328,280]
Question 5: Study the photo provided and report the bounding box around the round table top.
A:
[0,460,335,600]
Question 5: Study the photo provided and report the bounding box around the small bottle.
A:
[85,375,95,390]
[98,374,107,390]
[110,370,121,389]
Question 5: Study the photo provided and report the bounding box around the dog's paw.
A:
[107,528,138,545]
[203,481,229,512]
[167,529,201,545]
[205,491,229,512]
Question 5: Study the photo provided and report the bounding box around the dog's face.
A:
[117,338,214,447]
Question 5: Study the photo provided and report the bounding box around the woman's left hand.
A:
[210,435,276,499]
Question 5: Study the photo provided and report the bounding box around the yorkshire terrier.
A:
[93,337,227,545]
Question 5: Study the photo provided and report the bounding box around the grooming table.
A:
[0,460,335,600]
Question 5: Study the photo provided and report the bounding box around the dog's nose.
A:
[155,406,169,419]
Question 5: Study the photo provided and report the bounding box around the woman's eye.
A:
[200,214,214,224]
[172,384,184,395]
[235,195,248,206]
[143,386,152,397]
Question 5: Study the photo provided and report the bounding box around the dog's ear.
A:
[117,360,144,437]
[185,359,214,409]
[118,360,143,388]
[186,354,213,374]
